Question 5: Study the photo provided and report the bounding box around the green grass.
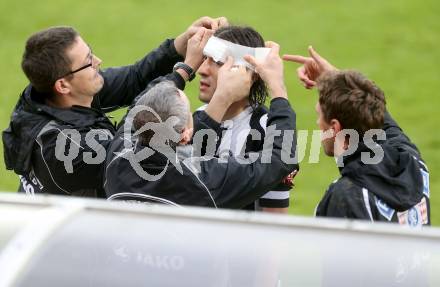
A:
[0,0,439,224]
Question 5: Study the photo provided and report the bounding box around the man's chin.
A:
[96,75,104,93]
[324,150,334,157]
[322,143,335,157]
[198,94,211,104]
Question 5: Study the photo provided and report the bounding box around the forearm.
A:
[263,97,298,178]
[204,91,233,123]
[213,98,298,208]
[193,111,221,135]
[95,39,183,110]
[191,111,222,157]
[268,82,288,100]
[114,71,186,129]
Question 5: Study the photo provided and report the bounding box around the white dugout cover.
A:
[0,193,439,287]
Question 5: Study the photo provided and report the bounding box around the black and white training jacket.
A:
[3,39,184,197]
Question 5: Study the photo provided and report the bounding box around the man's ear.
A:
[330,119,342,134]
[331,118,353,152]
[53,78,70,95]
[179,127,194,145]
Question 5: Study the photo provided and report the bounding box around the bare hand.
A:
[214,56,252,104]
[175,16,229,57]
[184,28,213,71]
[244,41,287,99]
[283,46,337,89]
[204,56,251,122]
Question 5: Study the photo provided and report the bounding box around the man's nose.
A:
[93,55,102,67]
[197,58,209,76]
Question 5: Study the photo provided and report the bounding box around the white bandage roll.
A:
[203,36,270,71]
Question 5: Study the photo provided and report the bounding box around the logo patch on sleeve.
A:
[420,168,430,198]
[374,197,395,221]
[397,197,428,227]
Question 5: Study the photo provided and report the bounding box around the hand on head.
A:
[175,16,229,57]
[214,56,252,104]
[204,56,252,122]
[185,28,214,71]
[190,16,229,32]
[244,41,287,99]
[283,46,337,89]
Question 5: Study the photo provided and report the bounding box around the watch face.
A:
[173,62,183,71]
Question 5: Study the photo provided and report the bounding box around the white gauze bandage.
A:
[203,36,270,71]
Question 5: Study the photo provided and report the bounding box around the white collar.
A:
[221,106,253,129]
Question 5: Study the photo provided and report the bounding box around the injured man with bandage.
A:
[194,26,298,213]
[104,26,299,209]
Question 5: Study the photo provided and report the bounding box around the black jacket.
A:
[3,39,184,197]
[104,98,298,209]
[316,111,430,226]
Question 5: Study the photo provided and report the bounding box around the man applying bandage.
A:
[193,26,298,213]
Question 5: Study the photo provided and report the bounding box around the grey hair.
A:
[133,81,189,146]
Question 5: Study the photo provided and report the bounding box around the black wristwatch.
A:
[173,62,196,82]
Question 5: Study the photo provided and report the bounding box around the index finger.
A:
[200,29,213,47]
[282,54,309,64]
[195,16,216,29]
[308,46,327,66]
[265,41,280,55]
[215,17,229,29]
[210,21,218,31]
[192,27,206,41]
[221,56,234,70]
[243,54,257,67]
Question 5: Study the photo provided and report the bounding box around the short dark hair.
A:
[21,26,79,94]
[317,70,386,136]
[214,26,268,109]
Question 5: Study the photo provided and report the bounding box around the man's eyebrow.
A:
[209,57,223,65]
